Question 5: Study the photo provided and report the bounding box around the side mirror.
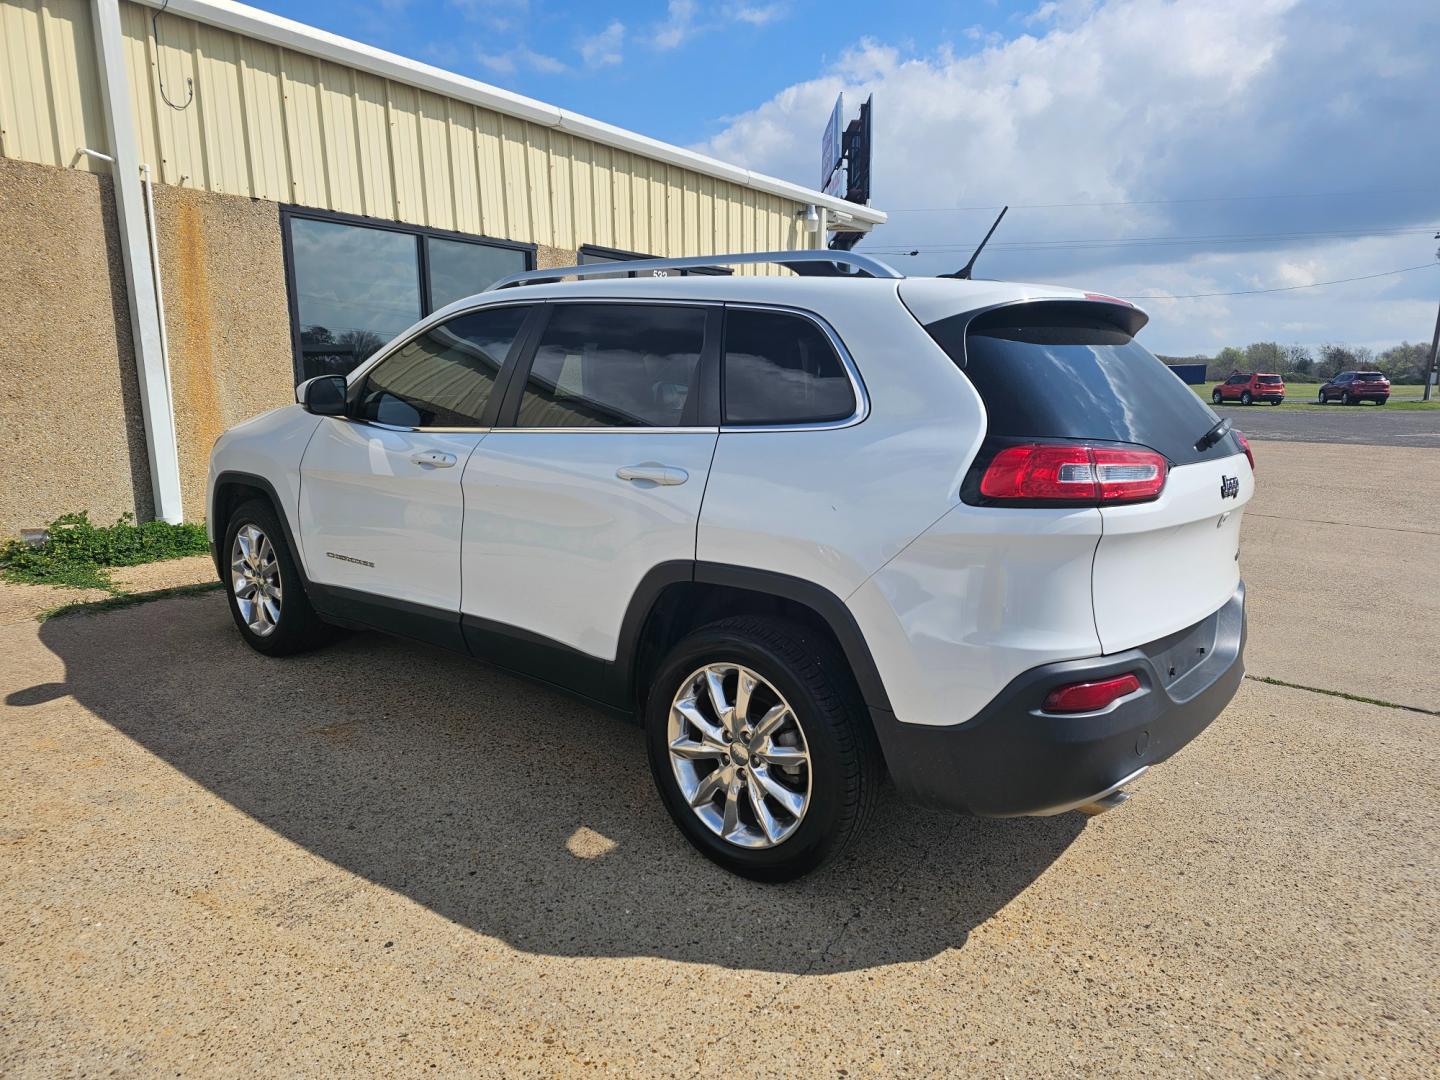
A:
[298,375,348,416]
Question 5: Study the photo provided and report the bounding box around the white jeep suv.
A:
[208,251,1252,880]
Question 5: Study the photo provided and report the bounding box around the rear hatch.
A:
[914,294,1253,654]
[1354,372,1389,392]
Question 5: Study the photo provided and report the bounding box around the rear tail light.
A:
[1042,673,1142,714]
[1236,431,1255,471]
[979,443,1167,505]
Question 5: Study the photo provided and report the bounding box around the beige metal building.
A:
[0,0,884,535]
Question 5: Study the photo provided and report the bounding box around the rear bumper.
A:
[870,583,1246,817]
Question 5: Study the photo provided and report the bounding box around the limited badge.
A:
[1220,475,1240,500]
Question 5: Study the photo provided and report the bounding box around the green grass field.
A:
[1189,382,1439,411]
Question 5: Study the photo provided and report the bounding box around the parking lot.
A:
[2,438,1437,1077]
[1215,402,1440,448]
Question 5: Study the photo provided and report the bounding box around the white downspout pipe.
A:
[88,0,184,523]
[140,163,180,473]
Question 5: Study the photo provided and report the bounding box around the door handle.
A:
[616,463,688,486]
[411,450,458,468]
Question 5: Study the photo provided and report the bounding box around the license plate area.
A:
[1138,587,1244,703]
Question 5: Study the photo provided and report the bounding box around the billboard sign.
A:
[820,92,845,191]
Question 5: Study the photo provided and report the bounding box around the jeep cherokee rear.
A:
[208,251,1250,881]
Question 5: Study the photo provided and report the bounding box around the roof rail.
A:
[486,249,904,290]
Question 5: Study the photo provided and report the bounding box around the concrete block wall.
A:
[0,157,153,536]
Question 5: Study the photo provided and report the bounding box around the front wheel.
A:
[1318,390,1327,404]
[645,616,881,881]
[223,499,334,656]
[1240,391,1253,405]
[1212,389,1223,404]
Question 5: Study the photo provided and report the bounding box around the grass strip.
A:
[39,582,222,622]
[2,512,210,593]
[1245,674,1439,717]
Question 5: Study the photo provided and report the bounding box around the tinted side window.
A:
[357,306,530,427]
[723,309,855,425]
[516,305,706,428]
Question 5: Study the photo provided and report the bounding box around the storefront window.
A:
[428,237,528,310]
[284,211,533,382]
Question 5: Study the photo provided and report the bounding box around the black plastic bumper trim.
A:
[870,583,1247,817]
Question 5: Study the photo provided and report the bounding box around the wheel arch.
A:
[210,471,310,587]
[620,562,894,719]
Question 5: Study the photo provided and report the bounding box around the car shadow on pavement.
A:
[29,595,1086,975]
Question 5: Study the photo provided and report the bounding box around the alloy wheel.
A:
[667,663,812,849]
[231,523,283,636]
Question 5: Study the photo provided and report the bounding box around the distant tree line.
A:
[1158,341,1433,384]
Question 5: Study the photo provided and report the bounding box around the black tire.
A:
[1212,389,1223,405]
[1377,397,1388,406]
[1343,392,1355,405]
[222,499,334,656]
[1318,390,1327,404]
[1240,391,1253,405]
[644,616,882,881]
[1271,399,1282,406]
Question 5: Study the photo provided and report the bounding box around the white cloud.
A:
[450,0,530,34]
[475,44,566,76]
[579,20,625,69]
[728,2,788,26]
[694,0,1440,353]
[650,0,698,49]
[647,0,789,49]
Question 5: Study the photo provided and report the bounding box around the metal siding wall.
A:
[1,0,810,256]
[0,0,106,170]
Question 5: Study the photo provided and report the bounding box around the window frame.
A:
[280,205,537,384]
[349,303,543,432]
[718,303,869,432]
[491,300,724,432]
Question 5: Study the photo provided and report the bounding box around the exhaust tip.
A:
[1078,789,1133,816]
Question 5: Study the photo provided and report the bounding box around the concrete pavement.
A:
[1,440,1436,1077]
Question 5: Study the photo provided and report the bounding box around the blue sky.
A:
[257,2,1039,147]
[255,1,1439,355]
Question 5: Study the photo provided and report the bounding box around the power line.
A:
[863,225,1440,256]
[1120,262,1440,301]
[885,187,1440,213]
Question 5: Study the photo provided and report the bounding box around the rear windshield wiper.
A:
[1195,416,1232,452]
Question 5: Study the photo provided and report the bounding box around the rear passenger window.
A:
[516,304,706,428]
[723,309,855,425]
[356,305,530,428]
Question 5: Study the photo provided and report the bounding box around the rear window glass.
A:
[723,309,855,425]
[1257,375,1283,384]
[1356,372,1385,380]
[925,304,1240,466]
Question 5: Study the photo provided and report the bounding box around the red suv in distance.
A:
[1318,371,1390,405]
[1212,372,1285,406]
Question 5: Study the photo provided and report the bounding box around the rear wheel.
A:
[1271,399,1282,406]
[1241,391,1253,405]
[1377,396,1388,406]
[645,616,881,881]
[223,499,333,656]
[1343,392,1355,405]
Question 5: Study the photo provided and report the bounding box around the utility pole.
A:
[1426,233,1440,402]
